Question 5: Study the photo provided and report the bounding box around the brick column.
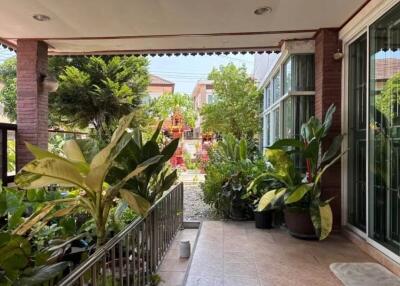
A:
[314,29,342,229]
[16,40,48,170]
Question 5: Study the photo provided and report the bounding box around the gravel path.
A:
[180,171,220,221]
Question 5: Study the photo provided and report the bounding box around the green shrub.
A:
[202,134,264,218]
[183,151,199,170]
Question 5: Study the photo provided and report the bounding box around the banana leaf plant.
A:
[248,105,346,240]
[106,121,179,204]
[14,112,162,247]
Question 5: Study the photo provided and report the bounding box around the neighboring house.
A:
[191,80,214,138]
[374,58,400,91]
[146,74,175,102]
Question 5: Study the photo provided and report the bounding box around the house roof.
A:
[0,0,368,55]
[150,75,174,86]
[375,58,400,80]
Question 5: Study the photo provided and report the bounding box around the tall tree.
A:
[201,63,261,138]
[146,92,197,128]
[376,72,400,124]
[0,57,17,122]
[49,56,150,143]
[0,56,150,144]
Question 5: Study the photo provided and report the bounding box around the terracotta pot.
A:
[284,208,317,239]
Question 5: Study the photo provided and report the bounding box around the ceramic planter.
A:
[284,208,317,239]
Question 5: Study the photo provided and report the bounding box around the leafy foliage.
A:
[0,187,83,285]
[49,56,150,144]
[201,64,261,139]
[376,71,400,123]
[7,140,15,174]
[0,56,150,144]
[202,134,264,218]
[145,92,197,128]
[0,232,71,285]
[107,121,179,204]
[15,112,161,246]
[0,57,17,122]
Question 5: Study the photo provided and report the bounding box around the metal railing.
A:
[0,123,17,185]
[0,125,87,186]
[57,182,184,286]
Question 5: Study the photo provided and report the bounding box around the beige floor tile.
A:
[159,271,186,286]
[159,258,190,272]
[185,221,378,286]
[224,262,258,277]
[223,275,261,286]
[186,275,223,286]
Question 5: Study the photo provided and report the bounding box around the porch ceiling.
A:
[0,0,368,55]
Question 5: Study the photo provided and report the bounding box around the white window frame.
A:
[261,54,316,147]
[340,0,400,264]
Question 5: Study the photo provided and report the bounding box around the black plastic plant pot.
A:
[229,206,247,221]
[254,210,273,229]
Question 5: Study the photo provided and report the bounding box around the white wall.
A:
[253,53,279,87]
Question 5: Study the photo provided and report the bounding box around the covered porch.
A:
[1,0,400,285]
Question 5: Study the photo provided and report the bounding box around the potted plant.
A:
[243,178,281,229]
[203,134,261,220]
[223,174,251,220]
[254,205,273,229]
[248,105,345,240]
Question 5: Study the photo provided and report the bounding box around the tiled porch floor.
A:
[185,221,377,286]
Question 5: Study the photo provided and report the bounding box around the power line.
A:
[150,70,209,76]
[219,55,254,64]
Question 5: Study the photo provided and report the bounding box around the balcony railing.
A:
[57,182,184,286]
[0,125,88,186]
[0,123,17,185]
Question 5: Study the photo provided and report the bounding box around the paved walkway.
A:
[180,171,220,222]
[185,221,376,286]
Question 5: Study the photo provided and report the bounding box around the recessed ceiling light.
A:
[33,14,50,21]
[254,6,272,15]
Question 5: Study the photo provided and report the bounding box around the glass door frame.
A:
[346,31,368,233]
[341,0,400,263]
[343,28,370,239]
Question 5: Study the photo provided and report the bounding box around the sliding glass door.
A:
[348,33,367,232]
[369,3,400,254]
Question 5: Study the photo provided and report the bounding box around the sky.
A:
[148,54,254,94]
[0,47,255,94]
[0,47,14,62]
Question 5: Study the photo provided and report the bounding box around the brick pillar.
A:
[16,40,48,170]
[314,29,342,229]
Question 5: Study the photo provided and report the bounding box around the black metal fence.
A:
[57,182,184,286]
[0,123,17,185]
